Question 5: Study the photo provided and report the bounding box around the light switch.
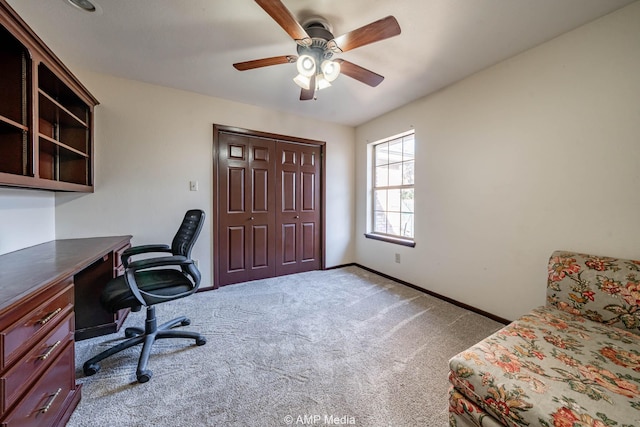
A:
[189,180,198,191]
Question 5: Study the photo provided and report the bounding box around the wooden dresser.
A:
[0,236,131,426]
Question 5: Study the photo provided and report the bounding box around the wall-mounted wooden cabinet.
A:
[0,0,98,192]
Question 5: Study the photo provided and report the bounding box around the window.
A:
[367,130,415,246]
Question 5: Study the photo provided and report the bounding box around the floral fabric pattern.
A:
[450,306,640,426]
[449,251,640,427]
[547,251,640,335]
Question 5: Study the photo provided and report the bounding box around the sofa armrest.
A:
[547,250,640,334]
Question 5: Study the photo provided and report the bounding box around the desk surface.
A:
[0,236,132,315]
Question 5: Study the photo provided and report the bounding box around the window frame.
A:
[365,130,416,247]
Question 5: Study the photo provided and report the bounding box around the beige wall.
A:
[0,188,55,254]
[53,72,355,287]
[355,3,640,320]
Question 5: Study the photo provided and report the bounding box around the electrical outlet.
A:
[395,253,401,263]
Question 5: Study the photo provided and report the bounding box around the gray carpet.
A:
[68,266,502,427]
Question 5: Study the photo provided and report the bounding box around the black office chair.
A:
[83,209,207,383]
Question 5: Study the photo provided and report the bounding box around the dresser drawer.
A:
[0,342,74,427]
[1,283,73,370]
[0,313,73,414]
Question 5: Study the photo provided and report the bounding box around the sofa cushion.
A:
[548,250,640,335]
[449,385,504,427]
[449,305,640,426]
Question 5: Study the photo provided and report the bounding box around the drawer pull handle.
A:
[38,340,61,360]
[37,308,62,326]
[38,388,62,414]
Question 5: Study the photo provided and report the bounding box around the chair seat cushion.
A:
[449,306,640,426]
[101,269,194,312]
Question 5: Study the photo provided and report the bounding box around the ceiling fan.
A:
[233,0,401,101]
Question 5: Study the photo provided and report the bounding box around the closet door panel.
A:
[217,133,275,286]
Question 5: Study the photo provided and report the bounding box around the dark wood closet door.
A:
[217,132,276,286]
[214,125,324,288]
[275,142,322,275]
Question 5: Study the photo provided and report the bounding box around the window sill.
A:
[364,233,416,247]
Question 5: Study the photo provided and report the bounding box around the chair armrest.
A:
[124,256,198,306]
[121,244,172,267]
[127,255,191,271]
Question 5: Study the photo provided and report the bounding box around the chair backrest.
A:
[171,209,205,258]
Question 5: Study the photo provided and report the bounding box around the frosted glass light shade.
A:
[321,60,340,82]
[293,74,311,90]
[316,76,331,90]
[296,55,316,77]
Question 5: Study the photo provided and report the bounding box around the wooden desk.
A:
[0,236,131,426]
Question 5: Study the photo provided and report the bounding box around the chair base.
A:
[83,306,206,383]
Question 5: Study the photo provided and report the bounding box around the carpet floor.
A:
[68,266,502,427]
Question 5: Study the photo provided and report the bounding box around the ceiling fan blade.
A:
[254,0,311,46]
[328,16,401,53]
[300,75,316,101]
[335,59,384,87]
[233,55,297,71]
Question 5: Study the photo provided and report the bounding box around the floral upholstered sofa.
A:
[449,251,640,427]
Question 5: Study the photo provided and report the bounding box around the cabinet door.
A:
[275,142,322,276]
[217,132,276,286]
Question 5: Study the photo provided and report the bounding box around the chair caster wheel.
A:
[137,370,152,383]
[84,363,100,376]
[196,337,207,346]
[125,327,142,338]
[181,318,191,326]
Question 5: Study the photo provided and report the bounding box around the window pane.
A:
[375,165,388,187]
[375,142,388,166]
[370,131,415,241]
[388,139,403,164]
[403,160,414,185]
[374,189,387,211]
[386,212,401,235]
[374,211,387,233]
[401,189,414,213]
[388,162,402,186]
[401,213,414,238]
[388,189,401,212]
[403,136,414,160]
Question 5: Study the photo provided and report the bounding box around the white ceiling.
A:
[7,0,636,126]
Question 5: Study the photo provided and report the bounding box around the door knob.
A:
[295,215,299,219]
[249,217,254,221]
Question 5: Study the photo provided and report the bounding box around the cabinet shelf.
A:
[0,0,97,192]
[38,64,90,124]
[39,90,89,128]
[38,133,90,158]
[0,114,29,132]
[0,25,28,128]
[38,91,89,155]
[39,137,89,185]
[0,120,29,176]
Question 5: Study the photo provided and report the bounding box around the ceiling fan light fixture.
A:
[296,55,316,77]
[321,60,340,82]
[316,76,332,91]
[293,74,311,90]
